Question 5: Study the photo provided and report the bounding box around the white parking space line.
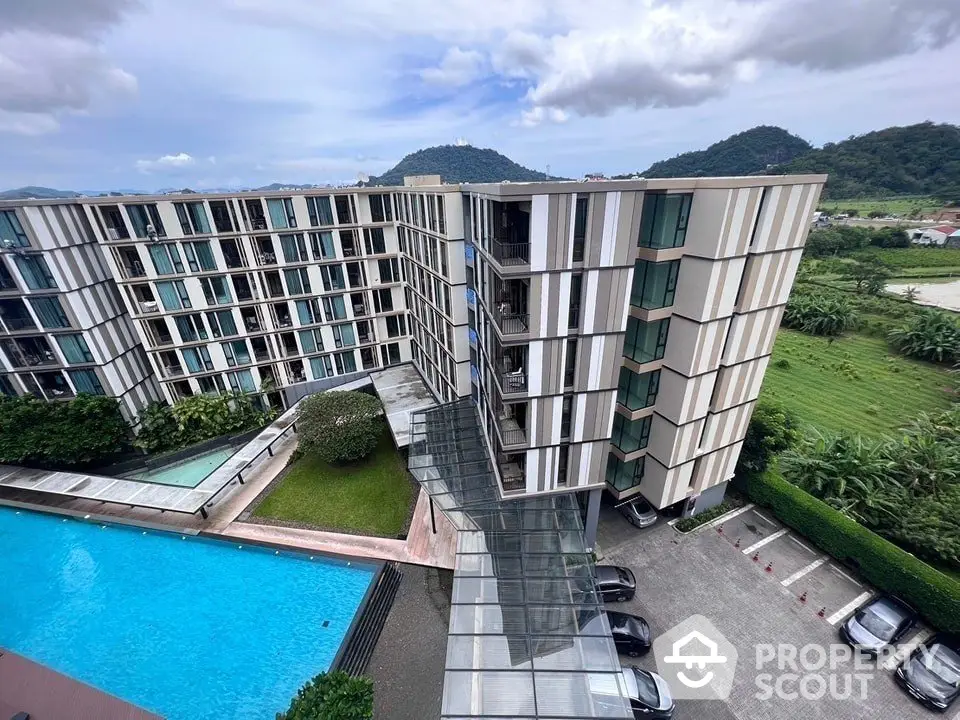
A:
[752,510,777,525]
[781,557,828,586]
[883,629,934,671]
[700,503,755,529]
[787,536,816,554]
[827,591,874,625]
[742,528,789,555]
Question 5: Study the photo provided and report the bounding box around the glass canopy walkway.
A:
[408,399,632,719]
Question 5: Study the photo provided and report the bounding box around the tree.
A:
[297,391,383,463]
[782,293,858,336]
[840,258,890,293]
[735,401,801,479]
[277,671,373,720]
[135,393,276,453]
[902,286,919,302]
[888,309,960,364]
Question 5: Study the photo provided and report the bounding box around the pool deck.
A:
[0,649,161,720]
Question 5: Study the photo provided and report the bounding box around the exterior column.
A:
[583,487,602,551]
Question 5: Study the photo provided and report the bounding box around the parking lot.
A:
[596,500,947,720]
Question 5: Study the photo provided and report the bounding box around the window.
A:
[148,243,184,275]
[606,455,645,492]
[568,273,583,329]
[209,200,234,233]
[373,288,393,312]
[623,317,670,364]
[0,210,28,246]
[219,238,246,269]
[227,369,256,393]
[369,194,392,223]
[30,297,69,328]
[617,368,661,410]
[560,395,573,439]
[334,350,357,374]
[127,204,165,238]
[175,313,208,342]
[385,314,406,338]
[56,334,94,364]
[309,231,335,260]
[175,202,211,235]
[573,197,588,261]
[222,340,251,366]
[334,195,355,224]
[68,369,105,395]
[378,258,399,283]
[638,193,692,248]
[183,241,216,271]
[332,323,356,348]
[563,338,577,388]
[631,260,680,310]
[321,295,347,321]
[200,276,232,305]
[296,299,319,325]
[299,328,323,353]
[156,280,191,310]
[380,342,402,366]
[306,196,334,226]
[363,227,386,254]
[183,347,213,373]
[0,259,14,290]
[197,374,226,394]
[310,355,333,379]
[283,267,311,295]
[320,264,345,291]
[14,256,56,289]
[279,233,308,262]
[206,309,237,337]
[267,198,297,229]
[437,195,446,235]
[611,414,652,453]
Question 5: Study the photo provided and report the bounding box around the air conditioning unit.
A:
[141,300,159,313]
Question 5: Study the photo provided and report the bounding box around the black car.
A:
[607,610,652,657]
[840,595,917,654]
[896,634,960,712]
[594,565,636,602]
[623,667,674,719]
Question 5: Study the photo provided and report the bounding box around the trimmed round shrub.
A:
[297,390,383,464]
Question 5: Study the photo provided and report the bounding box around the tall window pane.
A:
[30,297,69,328]
[56,334,94,364]
[14,256,56,289]
[68,369,105,395]
[630,260,680,310]
[623,317,670,364]
[616,368,661,410]
[638,193,692,249]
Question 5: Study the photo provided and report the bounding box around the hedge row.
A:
[735,469,960,632]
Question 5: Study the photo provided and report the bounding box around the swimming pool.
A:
[126,446,238,488]
[0,507,377,719]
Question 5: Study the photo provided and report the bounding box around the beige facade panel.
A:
[737,248,803,313]
[655,366,716,426]
[671,255,747,323]
[646,414,703,468]
[720,306,784,366]
[751,182,823,254]
[700,402,755,456]
[661,315,730,378]
[684,186,764,260]
[712,357,770,409]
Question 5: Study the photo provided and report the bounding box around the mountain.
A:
[369,144,554,186]
[0,186,81,200]
[771,122,960,201]
[255,182,325,191]
[617,126,812,179]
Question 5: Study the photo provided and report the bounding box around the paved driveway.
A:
[596,502,949,720]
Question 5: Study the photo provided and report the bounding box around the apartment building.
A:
[0,205,160,420]
[0,173,824,526]
[465,176,824,525]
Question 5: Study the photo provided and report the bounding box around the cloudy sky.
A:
[1,0,958,191]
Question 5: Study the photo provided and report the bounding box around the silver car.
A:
[619,497,658,528]
[840,595,917,654]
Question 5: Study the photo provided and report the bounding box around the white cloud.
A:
[421,47,485,86]
[135,152,195,172]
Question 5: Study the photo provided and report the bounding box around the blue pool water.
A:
[127,446,238,488]
[0,507,377,719]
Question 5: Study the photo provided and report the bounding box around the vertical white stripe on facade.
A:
[552,395,563,445]
[542,447,556,491]
[539,273,551,338]
[556,272,572,337]
[574,393,588,443]
[756,185,781,250]
[528,341,543,395]
[528,397,539,448]
[793,185,818,247]
[582,270,599,333]
[726,190,749,257]
[579,443,593,489]
[530,194,550,271]
[599,192,620,267]
[525,448,540,493]
[620,266,635,332]
[778,186,803,251]
[589,335,605,390]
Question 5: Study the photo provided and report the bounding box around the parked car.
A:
[839,595,917,654]
[607,610,652,657]
[619,497,658,528]
[594,565,636,602]
[623,666,674,719]
[896,634,960,712]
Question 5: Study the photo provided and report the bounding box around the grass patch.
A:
[859,247,960,269]
[759,330,953,437]
[253,427,413,537]
[819,196,941,219]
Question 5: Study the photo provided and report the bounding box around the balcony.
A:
[492,307,529,336]
[486,200,531,267]
[163,364,185,377]
[0,298,36,332]
[2,337,57,368]
[491,239,530,266]
[287,360,306,384]
[491,276,529,335]
[498,401,528,448]
[500,367,527,394]
[36,371,73,399]
[499,454,526,494]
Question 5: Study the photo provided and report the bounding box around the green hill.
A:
[0,186,80,200]
[616,126,812,179]
[370,145,555,185]
[772,122,960,201]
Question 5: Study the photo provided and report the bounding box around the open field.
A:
[818,195,942,219]
[859,247,960,268]
[253,426,413,536]
[759,329,954,437]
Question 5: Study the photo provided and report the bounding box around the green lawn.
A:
[818,195,941,219]
[253,427,413,537]
[760,330,954,437]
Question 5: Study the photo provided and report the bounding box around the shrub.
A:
[888,309,960,364]
[782,293,858,336]
[675,500,739,532]
[277,671,373,720]
[297,391,383,464]
[773,358,790,370]
[735,400,801,478]
[735,469,960,632]
[0,394,129,469]
[135,393,276,453]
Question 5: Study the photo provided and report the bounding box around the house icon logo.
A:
[653,615,738,700]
